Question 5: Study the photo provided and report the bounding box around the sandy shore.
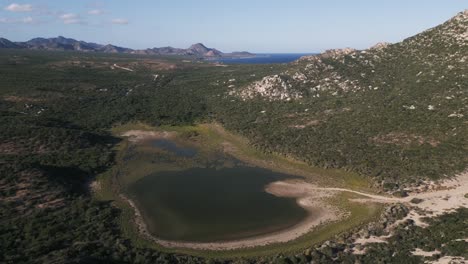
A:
[121,130,175,142]
[122,180,343,251]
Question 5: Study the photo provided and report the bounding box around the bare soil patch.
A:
[371,132,440,147]
[3,95,43,103]
[121,130,176,143]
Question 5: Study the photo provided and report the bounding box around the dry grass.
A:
[2,95,44,103]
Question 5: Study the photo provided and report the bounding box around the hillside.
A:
[224,10,468,190]
[233,10,467,100]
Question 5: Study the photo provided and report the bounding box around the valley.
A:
[0,9,467,264]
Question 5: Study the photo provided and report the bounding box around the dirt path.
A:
[308,187,402,202]
[112,63,134,72]
[346,171,468,253]
[350,171,468,228]
[308,171,468,217]
[272,172,467,247]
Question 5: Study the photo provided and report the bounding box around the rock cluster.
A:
[370,42,391,50]
[230,74,302,101]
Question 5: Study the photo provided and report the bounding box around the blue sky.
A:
[0,0,466,52]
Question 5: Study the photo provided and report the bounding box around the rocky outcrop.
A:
[230,74,302,101]
[370,42,391,50]
[321,48,357,58]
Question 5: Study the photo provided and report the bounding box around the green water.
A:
[128,166,307,242]
[150,139,197,158]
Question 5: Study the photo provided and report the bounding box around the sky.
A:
[0,0,466,53]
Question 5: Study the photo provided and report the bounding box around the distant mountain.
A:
[98,44,133,54]
[188,43,223,57]
[135,46,187,56]
[189,43,212,54]
[0,38,22,49]
[135,42,251,58]
[22,36,102,52]
[0,36,254,58]
[229,51,254,57]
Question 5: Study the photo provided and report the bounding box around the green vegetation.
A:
[1,12,467,262]
[0,50,208,263]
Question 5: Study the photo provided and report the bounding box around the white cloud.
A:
[88,9,103,15]
[60,13,78,20]
[63,19,82,24]
[111,18,128,25]
[0,16,38,24]
[21,16,34,23]
[4,3,33,12]
[59,13,84,24]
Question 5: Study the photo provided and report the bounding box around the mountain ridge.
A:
[0,36,254,58]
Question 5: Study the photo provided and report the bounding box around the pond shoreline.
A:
[121,179,343,250]
[117,128,346,250]
[100,125,380,254]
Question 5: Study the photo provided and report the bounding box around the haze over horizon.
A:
[0,0,466,53]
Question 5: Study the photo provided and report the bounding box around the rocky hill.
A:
[0,36,254,58]
[232,10,467,101]
[223,10,468,186]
